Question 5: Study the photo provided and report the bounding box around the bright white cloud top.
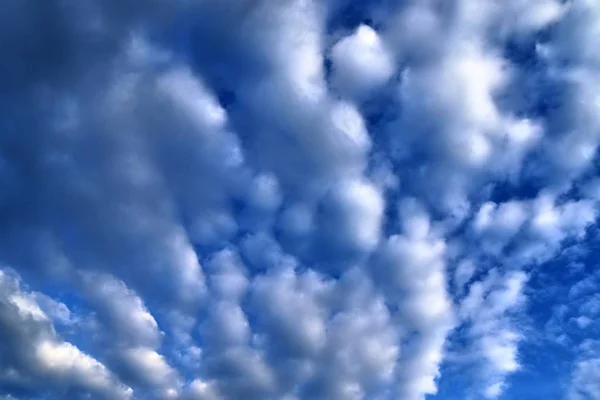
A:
[1,1,600,399]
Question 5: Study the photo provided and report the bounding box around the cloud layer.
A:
[1,0,600,399]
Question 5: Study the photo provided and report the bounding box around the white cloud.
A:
[119,347,179,393]
[250,266,330,358]
[0,269,132,399]
[530,196,596,241]
[36,340,124,396]
[374,202,454,399]
[302,269,399,399]
[81,272,162,348]
[79,272,182,397]
[183,379,221,400]
[460,270,527,398]
[454,259,477,296]
[2,0,600,399]
[318,178,385,254]
[330,24,395,100]
[569,359,600,399]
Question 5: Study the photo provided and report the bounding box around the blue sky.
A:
[1,0,600,399]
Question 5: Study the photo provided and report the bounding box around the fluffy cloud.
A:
[1,0,600,399]
[0,269,131,399]
[79,273,181,398]
[374,200,454,399]
[567,340,600,400]
[330,24,395,100]
[460,270,528,398]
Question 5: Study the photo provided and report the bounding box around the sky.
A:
[0,0,600,399]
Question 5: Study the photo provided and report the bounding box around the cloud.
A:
[373,200,454,399]
[459,270,528,398]
[0,269,131,399]
[299,269,399,400]
[81,272,162,348]
[1,0,600,399]
[78,272,181,398]
[316,178,384,257]
[567,340,600,400]
[329,24,395,100]
[567,358,600,400]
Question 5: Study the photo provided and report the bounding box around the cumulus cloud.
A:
[329,24,395,100]
[1,0,600,399]
[567,340,600,400]
[460,270,528,398]
[0,269,131,399]
[374,200,454,399]
[79,272,181,398]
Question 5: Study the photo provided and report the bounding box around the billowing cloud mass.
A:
[1,0,600,399]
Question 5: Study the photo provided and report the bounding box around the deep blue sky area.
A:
[1,1,600,400]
